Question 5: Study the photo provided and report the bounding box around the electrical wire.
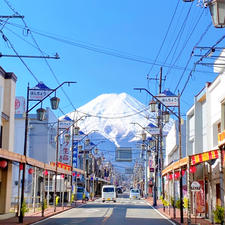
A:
[180,33,225,96]
[147,0,180,77]
[0,19,215,75]
[173,12,209,93]
[165,7,204,85]
[163,2,194,84]
[0,30,39,82]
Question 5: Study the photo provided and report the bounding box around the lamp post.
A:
[134,87,183,223]
[19,81,76,223]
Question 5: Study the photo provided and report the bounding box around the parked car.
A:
[102,185,116,202]
[76,186,90,201]
[116,187,123,194]
[129,189,141,200]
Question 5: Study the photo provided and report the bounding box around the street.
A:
[33,193,175,225]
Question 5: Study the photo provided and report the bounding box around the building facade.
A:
[0,66,17,213]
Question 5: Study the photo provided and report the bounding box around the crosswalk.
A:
[94,197,146,205]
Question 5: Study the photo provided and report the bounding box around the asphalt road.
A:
[33,193,176,225]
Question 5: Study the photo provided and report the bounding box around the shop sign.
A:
[29,82,52,101]
[191,150,219,165]
[218,130,225,146]
[146,127,160,135]
[59,120,73,129]
[191,181,201,191]
[15,97,26,114]
[59,129,71,164]
[191,180,205,213]
[156,96,178,107]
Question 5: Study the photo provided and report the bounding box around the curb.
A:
[145,201,179,225]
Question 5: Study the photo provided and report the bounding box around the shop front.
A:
[162,149,222,224]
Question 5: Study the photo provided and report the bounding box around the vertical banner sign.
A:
[15,97,26,114]
[73,140,78,168]
[59,129,71,164]
[196,180,205,213]
[0,87,2,133]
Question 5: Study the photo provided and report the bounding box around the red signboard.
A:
[195,180,205,213]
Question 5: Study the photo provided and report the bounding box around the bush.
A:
[71,194,74,203]
[160,195,169,207]
[21,201,29,217]
[213,206,224,224]
[183,197,188,209]
[170,196,174,207]
[175,199,181,209]
[162,199,169,207]
[43,199,47,210]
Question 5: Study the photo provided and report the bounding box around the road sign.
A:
[115,147,132,162]
[156,96,178,107]
[146,127,160,135]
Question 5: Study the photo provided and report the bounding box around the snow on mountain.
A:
[68,93,155,147]
[65,93,173,169]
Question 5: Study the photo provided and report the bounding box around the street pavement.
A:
[32,193,176,225]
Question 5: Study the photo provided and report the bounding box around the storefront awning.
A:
[162,157,188,176]
[162,149,220,176]
[0,148,78,175]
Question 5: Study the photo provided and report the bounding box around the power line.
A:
[0,30,39,82]
[163,2,194,84]
[172,10,206,93]
[1,19,215,75]
[180,33,225,96]
[147,0,180,77]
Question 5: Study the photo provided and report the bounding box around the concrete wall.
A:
[165,120,186,167]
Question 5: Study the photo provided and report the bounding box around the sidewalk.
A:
[0,201,84,225]
[146,197,212,225]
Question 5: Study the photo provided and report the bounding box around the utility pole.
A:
[54,120,59,212]
[153,67,164,206]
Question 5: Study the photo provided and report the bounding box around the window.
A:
[103,187,114,192]
[0,126,2,148]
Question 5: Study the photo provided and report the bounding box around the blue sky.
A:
[1,0,225,119]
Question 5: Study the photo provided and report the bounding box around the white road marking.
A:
[146,202,177,225]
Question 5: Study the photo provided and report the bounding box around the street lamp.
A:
[163,110,170,123]
[19,81,76,223]
[209,0,225,28]
[36,108,46,121]
[134,87,183,223]
[183,0,225,28]
[149,99,157,112]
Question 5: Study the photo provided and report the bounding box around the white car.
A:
[102,185,116,202]
[130,189,141,200]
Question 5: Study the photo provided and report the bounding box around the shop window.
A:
[221,102,225,131]
[216,183,221,207]
[218,122,221,134]
[213,123,221,147]
[0,126,2,148]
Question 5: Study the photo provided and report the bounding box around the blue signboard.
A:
[73,140,78,168]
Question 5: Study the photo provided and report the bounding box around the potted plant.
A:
[21,201,29,217]
[175,198,181,209]
[183,197,188,213]
[213,206,224,225]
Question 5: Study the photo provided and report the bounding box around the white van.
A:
[102,185,116,203]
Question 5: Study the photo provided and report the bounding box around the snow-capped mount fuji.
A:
[65,92,174,168]
[68,93,155,147]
